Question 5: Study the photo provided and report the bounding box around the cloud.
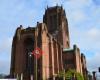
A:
[69,26,100,54]
[87,28,100,40]
[87,52,100,71]
[68,10,87,24]
[0,0,41,31]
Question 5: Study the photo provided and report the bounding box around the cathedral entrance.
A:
[24,37,34,80]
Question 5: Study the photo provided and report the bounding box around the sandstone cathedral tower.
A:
[10,5,87,80]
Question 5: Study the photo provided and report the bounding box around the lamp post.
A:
[28,52,33,80]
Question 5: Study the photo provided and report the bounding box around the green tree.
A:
[58,69,84,80]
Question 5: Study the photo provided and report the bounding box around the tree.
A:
[58,69,84,80]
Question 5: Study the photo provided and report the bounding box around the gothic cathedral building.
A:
[10,6,88,80]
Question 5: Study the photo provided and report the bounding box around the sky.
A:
[0,0,100,75]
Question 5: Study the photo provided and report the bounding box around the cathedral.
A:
[10,6,88,80]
